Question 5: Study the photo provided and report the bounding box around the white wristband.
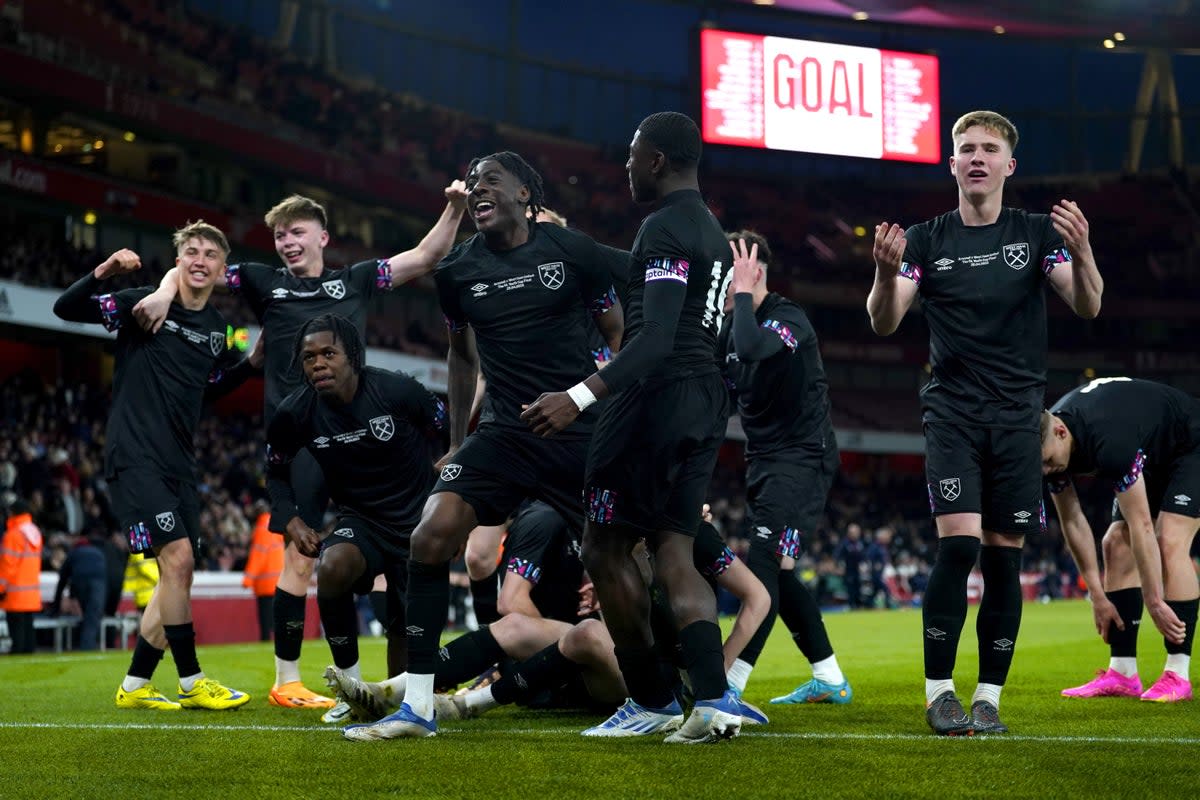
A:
[566,381,597,412]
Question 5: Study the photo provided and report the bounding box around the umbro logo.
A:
[1014,510,1031,524]
[756,526,773,540]
[1175,494,1192,505]
[993,638,1014,652]
[934,258,954,267]
[438,647,450,661]
[329,636,349,646]
[313,436,330,446]
[406,625,424,635]
[926,627,947,641]
[470,283,489,293]
[333,528,354,538]
[272,288,289,299]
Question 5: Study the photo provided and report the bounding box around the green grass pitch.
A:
[1,599,1197,799]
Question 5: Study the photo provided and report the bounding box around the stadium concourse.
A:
[0,0,1198,766]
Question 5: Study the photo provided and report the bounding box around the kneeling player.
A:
[1042,376,1197,702]
[266,314,446,720]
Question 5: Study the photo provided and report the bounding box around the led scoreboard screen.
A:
[700,28,940,163]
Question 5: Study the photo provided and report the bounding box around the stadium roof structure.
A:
[733,0,1200,49]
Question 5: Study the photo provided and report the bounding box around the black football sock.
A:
[976,546,1024,686]
[405,560,450,675]
[778,568,834,663]
[317,591,360,669]
[922,535,980,680]
[433,627,506,688]
[490,644,580,706]
[1165,598,1199,656]
[164,622,201,679]
[126,635,165,680]
[678,620,727,702]
[1106,588,1143,658]
[369,590,389,632]
[273,588,307,661]
[614,645,676,710]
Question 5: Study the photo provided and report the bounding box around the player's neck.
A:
[958,193,1003,226]
[483,223,530,253]
[752,285,768,309]
[288,262,325,279]
[177,282,212,310]
[657,174,699,200]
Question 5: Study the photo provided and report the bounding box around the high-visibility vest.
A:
[123,553,159,608]
[242,513,283,597]
[0,513,44,612]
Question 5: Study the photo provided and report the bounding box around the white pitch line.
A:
[0,721,1196,745]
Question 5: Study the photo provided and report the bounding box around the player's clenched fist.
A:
[95,248,142,280]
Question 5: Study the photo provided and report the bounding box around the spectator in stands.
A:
[866,526,897,609]
[835,523,866,608]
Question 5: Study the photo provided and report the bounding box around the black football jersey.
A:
[435,222,616,436]
[718,292,834,460]
[226,259,389,421]
[622,189,732,383]
[266,367,445,539]
[900,208,1069,429]
[1049,377,1200,494]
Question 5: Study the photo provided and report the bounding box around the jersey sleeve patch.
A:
[97,293,122,331]
[590,286,618,317]
[702,547,736,578]
[1042,246,1071,275]
[761,319,798,351]
[375,259,392,290]
[431,397,448,431]
[506,557,542,585]
[225,263,242,293]
[644,258,689,284]
[1114,449,1146,493]
[899,261,922,286]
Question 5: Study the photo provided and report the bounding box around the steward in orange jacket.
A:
[242,512,283,641]
[1,504,45,654]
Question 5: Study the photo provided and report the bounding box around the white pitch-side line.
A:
[0,721,1197,745]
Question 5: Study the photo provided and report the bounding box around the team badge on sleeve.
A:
[939,478,961,502]
[370,415,395,441]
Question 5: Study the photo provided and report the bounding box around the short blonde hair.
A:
[173,220,230,257]
[264,194,328,230]
[952,110,1019,153]
[536,207,568,228]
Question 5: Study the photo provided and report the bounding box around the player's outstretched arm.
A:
[714,558,770,673]
[1116,479,1185,643]
[384,180,468,288]
[1051,484,1122,641]
[53,248,142,323]
[1047,200,1102,319]
[866,223,917,336]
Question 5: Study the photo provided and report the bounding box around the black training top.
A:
[600,189,732,394]
[1047,377,1200,496]
[266,366,445,539]
[226,259,389,422]
[435,222,616,436]
[718,291,834,461]
[54,276,238,479]
[899,208,1069,430]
